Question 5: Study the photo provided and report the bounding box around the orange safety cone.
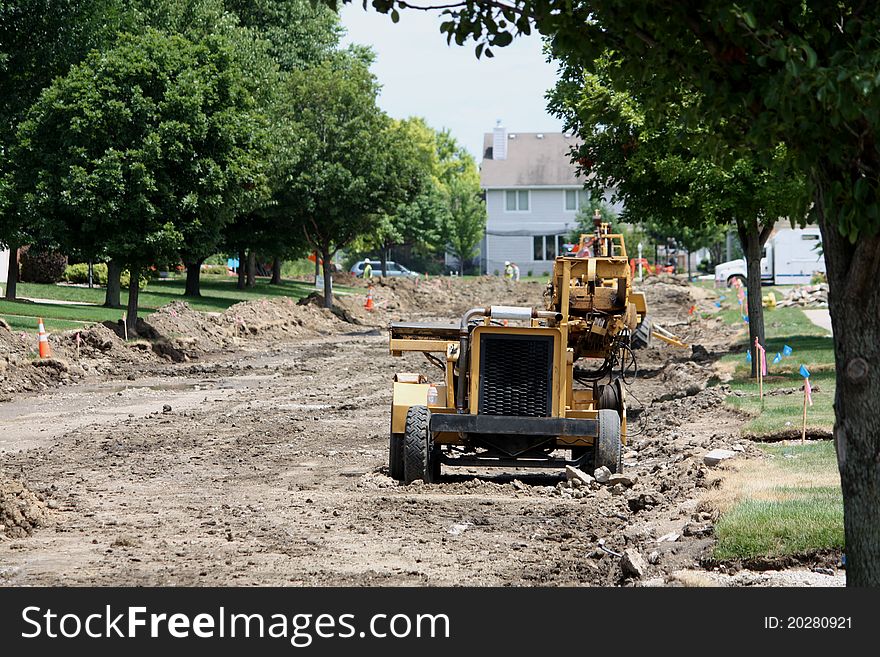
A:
[364,286,374,311]
[37,317,51,359]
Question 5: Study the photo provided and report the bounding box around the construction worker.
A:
[503,261,514,280]
[511,262,520,281]
[362,260,373,279]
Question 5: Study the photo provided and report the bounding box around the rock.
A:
[608,473,638,487]
[656,532,680,543]
[47,499,59,509]
[648,550,661,565]
[593,466,612,483]
[565,465,594,487]
[683,522,713,537]
[512,479,526,491]
[610,483,626,496]
[732,444,745,452]
[162,404,172,413]
[703,448,737,466]
[620,548,648,579]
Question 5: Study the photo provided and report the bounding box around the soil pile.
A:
[0,477,48,539]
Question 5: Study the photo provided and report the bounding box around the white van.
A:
[714,227,825,286]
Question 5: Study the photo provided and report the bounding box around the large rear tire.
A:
[403,405,437,484]
[595,409,623,474]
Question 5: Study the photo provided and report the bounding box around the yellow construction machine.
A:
[387,220,649,483]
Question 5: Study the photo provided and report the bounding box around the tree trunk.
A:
[237,249,246,290]
[246,249,256,287]
[184,258,204,297]
[321,246,333,309]
[816,202,880,586]
[271,256,282,285]
[104,260,122,308]
[687,248,692,281]
[380,249,388,278]
[88,261,94,289]
[125,263,140,337]
[737,218,771,378]
[458,255,465,277]
[4,245,18,300]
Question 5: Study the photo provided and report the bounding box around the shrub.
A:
[811,271,827,285]
[20,246,68,283]
[64,263,147,290]
[64,262,108,285]
[200,264,228,275]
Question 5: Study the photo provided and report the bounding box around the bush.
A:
[64,262,108,285]
[811,271,827,285]
[19,246,68,283]
[64,263,148,290]
[200,264,228,275]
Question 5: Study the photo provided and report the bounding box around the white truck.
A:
[714,226,825,287]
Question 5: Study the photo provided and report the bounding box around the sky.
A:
[339,6,564,161]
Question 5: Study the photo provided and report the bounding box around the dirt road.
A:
[0,277,828,586]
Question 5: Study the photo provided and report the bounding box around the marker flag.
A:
[743,315,749,323]
[746,351,752,363]
[783,344,793,357]
[714,301,721,308]
[805,377,813,406]
[755,339,767,376]
[799,364,811,378]
[773,352,782,365]
[689,305,696,315]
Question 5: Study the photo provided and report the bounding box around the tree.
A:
[274,53,424,308]
[14,29,270,333]
[443,176,486,275]
[548,62,805,376]
[0,0,124,299]
[343,0,880,585]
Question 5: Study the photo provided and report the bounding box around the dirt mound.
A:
[0,477,48,539]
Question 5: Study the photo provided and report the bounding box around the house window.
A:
[505,190,529,212]
[533,235,563,260]
[565,190,578,211]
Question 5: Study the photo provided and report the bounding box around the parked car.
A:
[349,260,419,278]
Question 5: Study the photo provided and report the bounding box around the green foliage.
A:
[19,246,68,283]
[273,53,424,268]
[13,28,274,285]
[62,263,147,289]
[442,175,486,274]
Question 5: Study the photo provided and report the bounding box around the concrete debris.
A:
[682,522,713,537]
[703,449,737,466]
[775,283,828,308]
[656,532,680,543]
[607,473,637,488]
[593,466,612,483]
[620,548,648,579]
[648,551,661,565]
[565,465,594,487]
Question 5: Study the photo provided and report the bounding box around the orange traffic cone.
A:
[37,317,51,358]
[364,286,374,311]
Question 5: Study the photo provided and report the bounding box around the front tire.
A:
[403,405,437,484]
[595,409,623,474]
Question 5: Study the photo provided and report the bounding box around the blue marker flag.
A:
[742,315,749,323]
[783,344,793,357]
[799,364,811,379]
[714,301,721,308]
[772,352,782,364]
[746,351,752,363]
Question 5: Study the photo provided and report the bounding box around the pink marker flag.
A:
[805,378,813,406]
[754,338,767,376]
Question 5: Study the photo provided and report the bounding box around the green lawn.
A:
[1,275,353,334]
[715,292,835,436]
[713,442,843,560]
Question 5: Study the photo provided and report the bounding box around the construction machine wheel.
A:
[595,409,623,474]
[389,432,404,480]
[632,315,653,349]
[403,405,438,484]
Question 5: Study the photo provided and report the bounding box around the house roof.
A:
[480,132,583,188]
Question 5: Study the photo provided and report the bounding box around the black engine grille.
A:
[477,333,554,417]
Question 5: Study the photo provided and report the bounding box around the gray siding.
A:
[484,187,580,276]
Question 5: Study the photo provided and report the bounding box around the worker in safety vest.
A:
[362,260,373,279]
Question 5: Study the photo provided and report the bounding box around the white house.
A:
[473,123,620,276]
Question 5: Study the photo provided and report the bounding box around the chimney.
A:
[492,120,507,160]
